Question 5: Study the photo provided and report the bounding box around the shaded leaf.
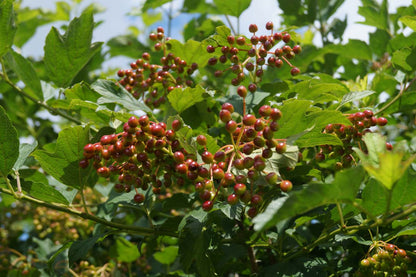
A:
[4,50,43,100]
[0,105,19,177]
[253,166,365,231]
[153,246,179,265]
[13,141,38,171]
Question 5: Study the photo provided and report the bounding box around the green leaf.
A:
[358,0,388,30]
[21,181,69,205]
[32,126,91,189]
[153,246,179,265]
[166,39,209,66]
[44,10,103,87]
[92,79,151,113]
[339,90,376,108]
[355,133,416,190]
[142,0,172,12]
[253,166,365,231]
[391,48,416,71]
[0,0,16,57]
[213,0,251,17]
[294,77,349,103]
[400,15,416,32]
[13,141,38,171]
[0,105,19,177]
[4,50,43,100]
[168,85,212,114]
[106,34,147,58]
[69,232,108,264]
[110,237,140,263]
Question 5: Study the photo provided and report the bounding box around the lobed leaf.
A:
[32,126,92,190]
[44,10,103,87]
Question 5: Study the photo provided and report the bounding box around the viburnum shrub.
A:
[1,1,416,276]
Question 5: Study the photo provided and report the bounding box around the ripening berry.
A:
[243,114,256,126]
[266,172,278,185]
[201,151,214,164]
[280,180,293,192]
[251,194,263,206]
[219,109,232,123]
[270,108,282,121]
[97,167,110,178]
[196,135,207,146]
[386,142,393,151]
[275,142,287,154]
[282,33,291,43]
[293,45,302,54]
[218,103,233,114]
[249,24,258,33]
[134,193,145,203]
[79,159,89,168]
[225,120,237,133]
[234,183,247,196]
[227,35,235,44]
[213,168,225,180]
[227,194,239,205]
[236,36,245,45]
[290,67,300,76]
[265,21,274,30]
[237,85,248,98]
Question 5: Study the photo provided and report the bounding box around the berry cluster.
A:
[80,102,294,214]
[206,21,301,91]
[316,111,390,170]
[117,26,197,108]
[355,242,411,277]
[80,116,188,205]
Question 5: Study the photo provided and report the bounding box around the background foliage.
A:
[1,0,416,276]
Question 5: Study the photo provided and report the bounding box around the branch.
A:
[0,186,178,237]
[0,72,88,127]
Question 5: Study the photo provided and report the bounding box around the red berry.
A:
[134,193,145,203]
[275,141,287,154]
[377,117,388,126]
[236,36,245,45]
[237,85,247,98]
[151,124,165,137]
[97,166,110,178]
[79,159,89,168]
[234,183,246,196]
[270,108,282,121]
[202,200,214,211]
[282,33,291,43]
[201,151,214,164]
[280,180,293,192]
[206,45,215,53]
[247,207,258,218]
[293,45,302,54]
[196,135,207,146]
[171,119,182,131]
[243,114,256,126]
[176,163,188,174]
[251,194,263,206]
[227,36,235,44]
[248,83,257,93]
[265,21,274,30]
[249,24,258,33]
[225,120,237,133]
[213,168,225,180]
[219,109,232,123]
[222,102,234,113]
[227,194,239,205]
[290,67,300,76]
